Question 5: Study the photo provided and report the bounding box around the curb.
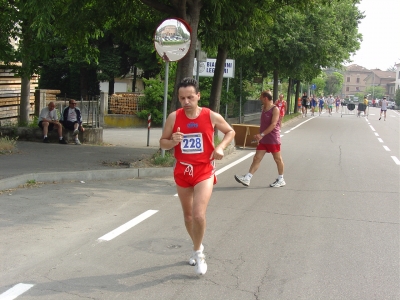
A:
[1,144,236,191]
[0,167,173,191]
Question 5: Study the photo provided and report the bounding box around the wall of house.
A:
[341,68,370,97]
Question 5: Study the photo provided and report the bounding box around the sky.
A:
[347,0,400,70]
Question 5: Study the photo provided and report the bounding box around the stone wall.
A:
[0,127,103,144]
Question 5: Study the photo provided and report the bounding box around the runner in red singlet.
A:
[275,93,286,127]
[160,78,235,275]
[234,90,285,188]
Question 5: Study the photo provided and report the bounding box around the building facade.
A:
[364,69,396,100]
[341,64,371,99]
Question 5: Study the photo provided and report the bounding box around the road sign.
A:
[193,58,235,78]
[311,84,316,90]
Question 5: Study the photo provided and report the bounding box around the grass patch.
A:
[283,112,301,123]
[0,135,18,154]
[26,179,36,185]
[151,150,175,167]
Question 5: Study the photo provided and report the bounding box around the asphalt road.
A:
[1,107,399,299]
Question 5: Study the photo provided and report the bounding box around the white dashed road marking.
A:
[383,146,390,151]
[391,156,400,165]
[98,210,158,242]
[0,283,34,300]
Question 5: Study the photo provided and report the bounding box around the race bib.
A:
[181,133,204,154]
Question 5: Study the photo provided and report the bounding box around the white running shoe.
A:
[194,251,207,275]
[234,175,250,187]
[189,244,204,266]
[75,139,81,145]
[270,178,286,187]
[73,129,79,136]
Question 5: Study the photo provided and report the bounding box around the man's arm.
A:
[160,112,182,150]
[210,112,235,159]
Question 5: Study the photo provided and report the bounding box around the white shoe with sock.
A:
[189,244,204,266]
[194,250,207,275]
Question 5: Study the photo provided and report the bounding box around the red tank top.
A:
[173,107,214,164]
[260,106,280,145]
[276,100,286,116]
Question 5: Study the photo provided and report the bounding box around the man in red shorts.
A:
[234,90,285,188]
[160,78,235,275]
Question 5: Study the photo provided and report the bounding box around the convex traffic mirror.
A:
[154,18,191,62]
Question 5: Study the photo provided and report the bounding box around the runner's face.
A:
[178,86,200,110]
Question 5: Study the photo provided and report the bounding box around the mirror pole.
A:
[161,61,169,157]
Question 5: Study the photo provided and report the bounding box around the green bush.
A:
[136,77,173,126]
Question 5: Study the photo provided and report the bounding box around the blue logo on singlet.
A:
[187,122,199,128]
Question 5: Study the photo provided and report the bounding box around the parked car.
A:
[388,101,396,109]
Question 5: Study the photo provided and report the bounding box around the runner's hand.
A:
[172,127,183,144]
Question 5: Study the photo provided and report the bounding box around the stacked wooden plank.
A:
[0,66,38,123]
[108,93,144,115]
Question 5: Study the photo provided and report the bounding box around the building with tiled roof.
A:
[364,69,396,99]
[341,64,371,98]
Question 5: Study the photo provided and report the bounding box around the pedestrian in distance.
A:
[318,96,324,116]
[379,97,388,121]
[38,102,67,144]
[297,96,302,113]
[234,90,285,188]
[61,100,85,145]
[159,77,235,275]
[335,96,340,113]
[363,96,369,117]
[301,92,308,117]
[275,93,286,127]
[326,95,334,116]
[310,95,317,116]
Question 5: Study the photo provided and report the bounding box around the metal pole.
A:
[239,67,242,123]
[161,61,169,157]
[147,113,151,146]
[225,78,229,119]
[372,71,375,101]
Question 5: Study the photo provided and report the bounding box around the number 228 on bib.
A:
[181,133,204,154]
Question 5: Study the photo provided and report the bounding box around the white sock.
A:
[245,173,253,180]
[75,138,79,141]
[278,175,284,180]
[44,135,47,138]
[59,137,63,140]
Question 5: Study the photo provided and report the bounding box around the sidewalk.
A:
[0,128,168,190]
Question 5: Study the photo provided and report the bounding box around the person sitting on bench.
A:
[61,100,85,145]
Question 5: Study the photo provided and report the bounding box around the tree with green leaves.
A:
[395,89,400,107]
[364,86,385,100]
[247,0,362,107]
[324,72,344,96]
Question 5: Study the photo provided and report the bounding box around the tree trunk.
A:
[294,80,301,113]
[19,21,32,125]
[209,45,228,113]
[80,66,88,99]
[286,78,292,114]
[170,1,202,113]
[273,69,279,102]
[108,78,115,95]
[132,66,137,92]
[20,72,31,125]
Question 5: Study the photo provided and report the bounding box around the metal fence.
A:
[56,96,100,128]
[243,100,262,114]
